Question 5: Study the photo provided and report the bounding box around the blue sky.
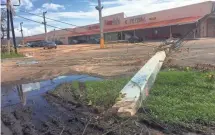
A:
[1,0,212,36]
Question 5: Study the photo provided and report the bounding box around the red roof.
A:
[74,16,202,36]
[25,16,202,42]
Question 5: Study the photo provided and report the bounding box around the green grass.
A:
[50,78,130,109]
[142,70,215,129]
[1,52,24,59]
[84,78,130,108]
[50,70,215,130]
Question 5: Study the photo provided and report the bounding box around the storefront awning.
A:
[74,16,202,36]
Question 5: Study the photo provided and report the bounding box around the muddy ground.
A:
[1,90,164,135]
[1,38,215,135]
[2,39,215,85]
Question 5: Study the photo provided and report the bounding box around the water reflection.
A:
[1,74,102,108]
[16,85,26,106]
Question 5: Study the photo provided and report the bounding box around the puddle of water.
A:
[16,60,39,66]
[1,74,102,108]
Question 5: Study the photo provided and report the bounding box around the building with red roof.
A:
[24,1,215,44]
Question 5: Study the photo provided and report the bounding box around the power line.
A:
[18,9,100,33]
[16,15,43,24]
[16,15,81,35]
[19,10,78,27]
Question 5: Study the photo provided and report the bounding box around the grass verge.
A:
[50,77,130,109]
[50,70,215,132]
[1,52,24,59]
[140,70,215,132]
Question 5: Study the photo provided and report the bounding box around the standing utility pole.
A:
[6,0,11,54]
[53,29,55,41]
[43,11,47,41]
[2,0,20,54]
[96,0,105,49]
[20,22,24,45]
[9,3,17,53]
[6,0,18,54]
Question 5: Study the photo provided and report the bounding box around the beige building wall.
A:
[207,18,215,37]
[123,1,213,26]
[200,19,208,37]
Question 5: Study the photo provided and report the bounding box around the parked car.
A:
[29,41,41,47]
[16,44,23,48]
[43,41,57,49]
[70,39,79,45]
[87,38,99,44]
[38,41,48,47]
[55,40,63,45]
[172,33,182,38]
[77,39,87,44]
[26,43,32,47]
[128,36,142,43]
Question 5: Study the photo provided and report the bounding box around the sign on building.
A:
[105,18,120,25]
[125,16,146,25]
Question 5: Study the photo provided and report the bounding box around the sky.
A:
[0,0,213,37]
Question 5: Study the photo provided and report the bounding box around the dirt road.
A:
[2,39,215,84]
[165,38,215,69]
[1,43,158,84]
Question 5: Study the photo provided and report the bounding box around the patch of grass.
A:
[1,52,24,59]
[141,70,215,129]
[50,70,215,130]
[50,78,130,109]
[84,78,130,108]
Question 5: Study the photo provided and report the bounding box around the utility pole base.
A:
[7,40,11,54]
[100,38,105,49]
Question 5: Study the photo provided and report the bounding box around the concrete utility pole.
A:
[6,0,11,54]
[96,0,105,49]
[10,4,18,54]
[20,22,24,45]
[53,29,55,41]
[43,11,47,41]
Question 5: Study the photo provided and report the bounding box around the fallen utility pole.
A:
[112,51,166,116]
[96,0,105,49]
[43,11,47,41]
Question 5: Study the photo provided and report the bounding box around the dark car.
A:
[55,40,63,45]
[172,33,182,38]
[87,38,99,44]
[30,41,41,47]
[128,36,142,43]
[70,39,79,45]
[43,41,57,49]
[77,39,87,44]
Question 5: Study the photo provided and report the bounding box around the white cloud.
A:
[15,25,51,37]
[31,8,44,14]
[42,3,65,11]
[45,0,213,20]
[11,0,34,10]
[30,3,65,14]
